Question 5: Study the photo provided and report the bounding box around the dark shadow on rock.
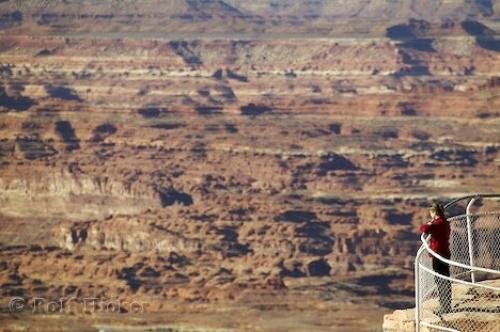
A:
[399,38,435,52]
[355,274,412,296]
[377,299,414,310]
[398,50,421,65]
[204,124,219,132]
[195,106,223,115]
[191,141,207,159]
[279,262,306,278]
[186,0,246,17]
[150,123,185,130]
[307,259,331,276]
[296,221,330,238]
[218,85,237,102]
[224,123,238,133]
[386,19,435,52]
[430,149,478,166]
[317,153,357,175]
[387,211,413,225]
[137,107,164,118]
[476,37,500,52]
[399,102,417,116]
[55,120,80,151]
[295,223,334,255]
[91,123,117,142]
[411,129,430,140]
[378,155,409,168]
[0,65,13,75]
[393,229,417,241]
[15,136,57,160]
[226,69,248,82]
[0,11,23,30]
[157,187,193,207]
[215,226,251,257]
[393,65,431,77]
[328,122,342,134]
[315,196,350,206]
[212,69,224,80]
[374,128,399,139]
[274,210,318,223]
[45,85,82,101]
[474,0,494,16]
[240,103,272,117]
[461,20,494,36]
[168,40,202,65]
[301,128,330,138]
[116,265,143,293]
[0,86,36,111]
[386,24,415,40]
[36,49,53,57]
[461,20,499,52]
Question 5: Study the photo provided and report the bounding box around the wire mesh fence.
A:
[416,212,500,332]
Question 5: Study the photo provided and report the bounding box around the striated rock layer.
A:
[0,1,499,331]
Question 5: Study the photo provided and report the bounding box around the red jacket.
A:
[419,216,451,257]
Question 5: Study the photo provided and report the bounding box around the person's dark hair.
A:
[430,202,445,218]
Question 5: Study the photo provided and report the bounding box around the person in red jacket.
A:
[419,202,452,314]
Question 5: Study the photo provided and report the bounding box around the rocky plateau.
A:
[0,1,499,331]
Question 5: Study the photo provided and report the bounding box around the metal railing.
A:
[415,194,500,332]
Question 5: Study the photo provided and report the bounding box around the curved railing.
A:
[415,194,500,332]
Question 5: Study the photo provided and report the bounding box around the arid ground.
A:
[0,1,499,331]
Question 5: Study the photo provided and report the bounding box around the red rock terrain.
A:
[0,1,499,331]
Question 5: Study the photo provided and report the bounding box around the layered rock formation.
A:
[0,1,499,331]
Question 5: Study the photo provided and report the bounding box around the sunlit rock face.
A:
[0,1,498,331]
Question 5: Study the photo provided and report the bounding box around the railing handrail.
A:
[420,233,500,275]
[419,211,500,275]
[447,210,500,222]
[419,263,500,291]
[443,193,500,210]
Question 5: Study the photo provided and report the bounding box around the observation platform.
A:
[384,194,500,332]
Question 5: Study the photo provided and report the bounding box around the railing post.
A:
[466,197,477,283]
[415,242,427,332]
[414,249,421,332]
